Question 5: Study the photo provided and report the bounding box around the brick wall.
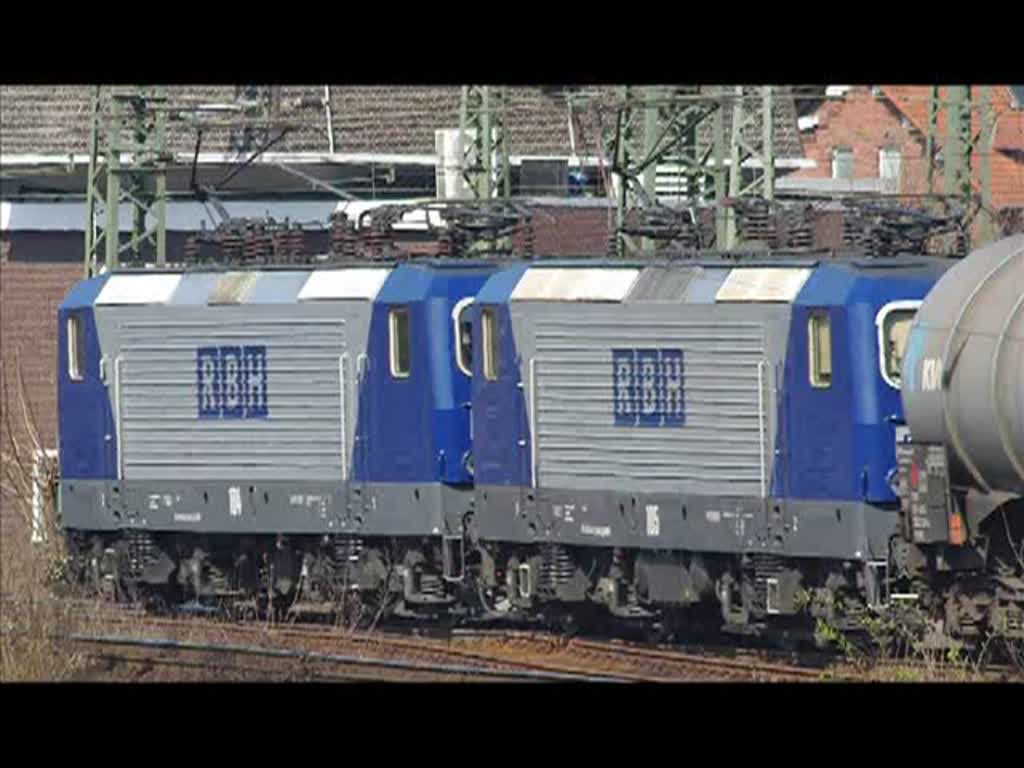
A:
[1,263,81,454]
[516,204,614,256]
[1,263,79,533]
[792,86,930,191]
[794,86,1024,211]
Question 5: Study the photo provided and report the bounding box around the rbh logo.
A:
[196,345,268,419]
[613,348,685,427]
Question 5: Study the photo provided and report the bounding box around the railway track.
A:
[30,595,1023,682]
[52,604,825,681]
[67,611,671,682]
[447,629,833,682]
[67,633,635,683]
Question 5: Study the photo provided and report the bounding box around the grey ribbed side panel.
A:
[530,315,769,497]
[118,316,347,481]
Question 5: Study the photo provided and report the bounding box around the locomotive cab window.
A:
[452,297,474,376]
[389,307,411,378]
[67,313,86,382]
[876,301,920,389]
[482,308,500,381]
[808,311,832,388]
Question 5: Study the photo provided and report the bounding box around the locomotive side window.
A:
[452,297,474,377]
[482,308,500,381]
[808,311,832,388]
[876,300,920,389]
[67,313,86,382]
[389,307,411,378]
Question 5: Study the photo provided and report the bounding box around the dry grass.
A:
[0,350,95,681]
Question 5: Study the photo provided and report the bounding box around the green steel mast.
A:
[84,86,169,277]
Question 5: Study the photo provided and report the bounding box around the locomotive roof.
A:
[476,255,951,307]
[61,261,501,310]
[63,250,953,310]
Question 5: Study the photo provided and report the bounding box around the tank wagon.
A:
[896,235,1024,640]
[466,255,962,636]
[58,262,494,615]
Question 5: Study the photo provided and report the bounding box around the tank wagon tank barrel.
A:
[901,235,1024,496]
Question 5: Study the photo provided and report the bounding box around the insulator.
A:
[183,234,200,263]
[218,228,243,263]
[288,226,305,260]
[329,213,350,256]
[520,218,535,258]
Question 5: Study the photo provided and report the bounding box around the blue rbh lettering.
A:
[244,345,268,418]
[613,349,636,426]
[219,345,244,418]
[196,347,221,419]
[196,345,269,419]
[611,348,685,428]
[661,349,685,426]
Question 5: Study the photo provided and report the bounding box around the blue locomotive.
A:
[466,257,952,631]
[58,262,492,612]
[56,246,1024,642]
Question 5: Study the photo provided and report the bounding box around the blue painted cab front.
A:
[57,273,116,480]
[778,260,949,505]
[355,262,496,487]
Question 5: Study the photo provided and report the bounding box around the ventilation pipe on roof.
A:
[324,86,336,154]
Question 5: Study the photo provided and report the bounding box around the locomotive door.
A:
[99,354,119,481]
[519,353,533,522]
[108,354,127,518]
[349,353,371,524]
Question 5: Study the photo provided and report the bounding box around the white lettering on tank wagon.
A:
[920,357,943,391]
[581,524,612,538]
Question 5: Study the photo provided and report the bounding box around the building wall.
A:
[512,204,613,256]
[1,262,81,450]
[0,262,80,531]
[791,87,929,191]
[793,86,1024,211]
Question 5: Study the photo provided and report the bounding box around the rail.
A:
[67,633,633,683]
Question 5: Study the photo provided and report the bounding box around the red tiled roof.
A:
[0,85,807,159]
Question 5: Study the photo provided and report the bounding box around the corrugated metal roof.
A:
[208,271,259,304]
[297,268,391,301]
[715,268,812,303]
[96,274,182,305]
[511,267,640,302]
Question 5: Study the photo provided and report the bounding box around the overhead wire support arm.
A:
[270,161,357,201]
